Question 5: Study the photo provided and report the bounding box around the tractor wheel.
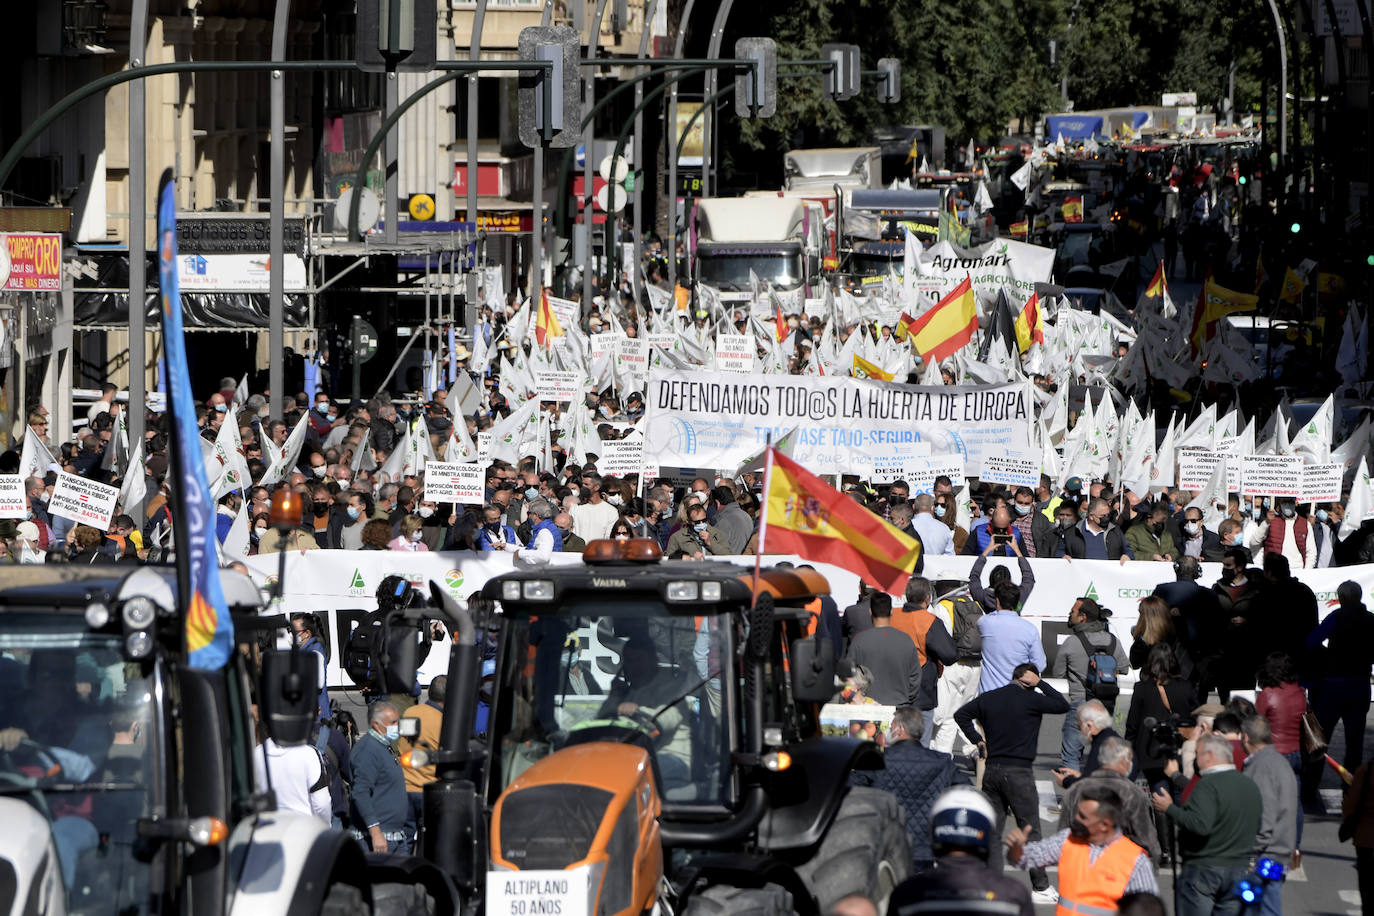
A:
[682,883,795,916]
[368,881,435,916]
[320,883,371,916]
[795,786,911,914]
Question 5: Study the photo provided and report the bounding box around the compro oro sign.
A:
[1,233,62,291]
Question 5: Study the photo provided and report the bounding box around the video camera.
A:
[1144,714,1197,760]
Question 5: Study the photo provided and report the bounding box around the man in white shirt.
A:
[87,383,119,424]
[253,738,332,824]
[515,498,560,565]
[911,494,954,556]
[570,473,620,542]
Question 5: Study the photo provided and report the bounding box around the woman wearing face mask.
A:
[387,515,429,552]
[934,495,969,554]
[609,518,636,541]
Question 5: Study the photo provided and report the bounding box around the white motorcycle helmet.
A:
[929,786,998,860]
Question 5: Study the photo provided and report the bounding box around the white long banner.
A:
[244,550,1374,691]
[643,369,1033,475]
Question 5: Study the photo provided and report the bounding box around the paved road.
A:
[975,693,1372,915]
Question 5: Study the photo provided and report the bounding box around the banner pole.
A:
[751,434,773,609]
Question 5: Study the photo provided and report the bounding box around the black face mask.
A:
[1068,819,1091,840]
[313,501,330,516]
[1151,522,1165,535]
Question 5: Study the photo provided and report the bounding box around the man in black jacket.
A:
[1174,504,1225,562]
[850,706,967,871]
[954,663,1069,904]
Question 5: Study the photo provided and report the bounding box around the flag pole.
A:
[752,433,773,609]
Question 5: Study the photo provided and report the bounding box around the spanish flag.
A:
[1013,292,1044,353]
[774,301,788,343]
[1190,272,1259,351]
[761,448,922,594]
[1278,267,1305,304]
[908,275,978,364]
[1144,262,1166,298]
[535,290,565,347]
[852,354,894,381]
[893,311,916,342]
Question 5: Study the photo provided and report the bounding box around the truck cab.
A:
[690,197,825,303]
[839,188,947,284]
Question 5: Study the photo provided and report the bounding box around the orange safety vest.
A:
[1055,834,1142,916]
[891,608,938,667]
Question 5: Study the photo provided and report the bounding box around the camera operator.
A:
[1125,644,1197,793]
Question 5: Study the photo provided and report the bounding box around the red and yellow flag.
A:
[1062,196,1084,222]
[908,275,978,364]
[1278,267,1305,304]
[1190,272,1259,351]
[774,301,788,343]
[852,354,894,381]
[1009,220,1028,238]
[762,449,922,594]
[893,311,916,342]
[1014,292,1044,353]
[1144,262,1166,298]
[535,290,565,347]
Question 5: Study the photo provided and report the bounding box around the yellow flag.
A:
[852,354,894,381]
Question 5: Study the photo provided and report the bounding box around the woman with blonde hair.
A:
[1130,595,1191,679]
[387,514,429,552]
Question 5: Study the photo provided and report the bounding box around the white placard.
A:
[1178,450,1232,491]
[486,867,590,916]
[48,471,120,528]
[714,333,755,373]
[1241,454,1304,499]
[477,431,493,461]
[535,370,580,402]
[421,461,485,503]
[904,457,966,495]
[647,333,677,351]
[597,439,645,478]
[589,332,624,361]
[617,337,649,375]
[543,293,579,330]
[979,448,1041,488]
[1301,462,1343,504]
[869,442,932,484]
[178,253,308,292]
[0,476,26,518]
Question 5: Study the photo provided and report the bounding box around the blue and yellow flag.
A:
[156,171,234,670]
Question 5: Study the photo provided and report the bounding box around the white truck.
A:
[783,147,882,194]
[689,196,826,303]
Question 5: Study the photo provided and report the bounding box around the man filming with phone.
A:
[963,506,1025,558]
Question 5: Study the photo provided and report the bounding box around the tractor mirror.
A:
[789,638,837,703]
[260,650,319,747]
[382,616,420,696]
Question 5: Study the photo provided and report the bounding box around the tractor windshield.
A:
[0,616,157,914]
[492,602,734,808]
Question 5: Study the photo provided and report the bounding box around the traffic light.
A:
[355,0,437,72]
[734,38,777,118]
[518,26,582,149]
[1290,221,1301,234]
[876,58,901,104]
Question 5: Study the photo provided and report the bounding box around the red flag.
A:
[774,301,788,343]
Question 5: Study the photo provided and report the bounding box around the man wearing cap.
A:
[14,521,45,564]
[1043,476,1084,522]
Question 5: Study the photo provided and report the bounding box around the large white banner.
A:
[905,238,1055,313]
[243,549,1374,691]
[644,369,1033,476]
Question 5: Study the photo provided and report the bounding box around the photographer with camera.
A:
[1126,644,1197,793]
[344,575,442,712]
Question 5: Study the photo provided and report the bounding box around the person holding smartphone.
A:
[961,506,1025,558]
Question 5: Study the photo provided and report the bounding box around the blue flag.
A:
[156,172,234,670]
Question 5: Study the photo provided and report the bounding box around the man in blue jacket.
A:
[349,701,413,854]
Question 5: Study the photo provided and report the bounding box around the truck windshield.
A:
[0,617,156,914]
[697,245,803,290]
[494,603,732,808]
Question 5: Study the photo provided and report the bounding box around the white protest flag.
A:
[379,421,414,481]
[974,181,994,214]
[1120,411,1156,496]
[1173,404,1217,451]
[207,410,251,499]
[1289,393,1333,464]
[471,326,490,380]
[834,325,864,378]
[1340,458,1373,538]
[1040,421,1063,485]
[1009,160,1033,191]
[222,498,251,561]
[259,413,309,486]
[1114,399,1143,469]
[1041,382,1069,445]
[505,299,531,347]
[119,443,147,513]
[568,403,599,467]
[1152,415,1177,493]
[351,427,374,474]
[919,354,944,386]
[1059,391,1095,484]
[1337,306,1368,387]
[487,397,541,465]
[645,284,672,313]
[232,374,249,408]
[446,415,479,462]
[1194,460,1231,533]
[1232,416,1255,458]
[19,432,56,481]
[1332,415,1373,483]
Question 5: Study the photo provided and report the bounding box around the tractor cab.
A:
[471,540,903,916]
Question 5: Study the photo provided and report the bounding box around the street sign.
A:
[596,183,627,213]
[599,155,629,183]
[733,37,777,118]
[334,187,380,234]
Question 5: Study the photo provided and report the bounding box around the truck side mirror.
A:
[260,650,319,747]
[789,638,836,703]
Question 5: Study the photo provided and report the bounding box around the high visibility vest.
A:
[891,608,938,668]
[1055,834,1142,916]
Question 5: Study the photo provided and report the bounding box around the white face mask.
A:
[409,529,424,542]
[605,493,623,507]
[1184,522,1200,536]
[418,506,435,519]
[18,543,43,565]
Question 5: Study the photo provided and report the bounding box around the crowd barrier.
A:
[243,551,1374,690]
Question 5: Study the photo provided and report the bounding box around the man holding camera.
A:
[1152,733,1262,916]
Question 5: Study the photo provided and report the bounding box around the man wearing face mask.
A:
[554,512,586,552]
[709,485,752,555]
[1010,487,1053,557]
[665,503,728,560]
[307,484,337,546]
[1248,498,1316,569]
[1054,498,1131,562]
[1125,504,1180,563]
[349,701,413,854]
[570,473,619,542]
[911,494,954,556]
[475,505,520,552]
[309,394,335,442]
[1176,505,1224,561]
[13,521,45,564]
[332,492,372,551]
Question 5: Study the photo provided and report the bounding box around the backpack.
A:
[1076,632,1120,704]
[343,612,385,688]
[946,595,984,660]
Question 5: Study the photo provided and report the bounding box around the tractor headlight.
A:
[666,581,698,601]
[700,581,722,601]
[125,630,154,659]
[523,581,554,601]
[501,581,521,601]
[122,597,157,629]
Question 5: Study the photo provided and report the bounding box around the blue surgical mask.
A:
[384,723,400,742]
[1015,504,1031,517]
[346,506,361,520]
[934,505,947,519]
[1317,509,1329,523]
[526,487,539,500]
